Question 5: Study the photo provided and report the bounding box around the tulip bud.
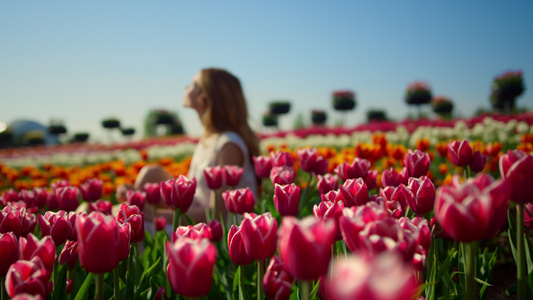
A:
[166,238,216,298]
[253,155,273,178]
[499,149,527,179]
[79,179,103,202]
[407,176,436,214]
[19,233,56,271]
[203,166,223,190]
[339,178,369,207]
[273,183,300,217]
[263,256,294,300]
[499,153,533,204]
[404,149,430,178]
[222,188,255,215]
[333,158,371,181]
[88,199,113,216]
[5,257,52,298]
[447,139,474,167]
[314,156,329,176]
[55,187,79,212]
[143,182,161,204]
[126,190,146,211]
[313,200,344,240]
[172,223,212,243]
[207,219,223,242]
[0,232,19,277]
[364,170,378,190]
[470,151,488,173]
[117,203,145,243]
[160,175,196,212]
[0,206,37,238]
[37,210,74,246]
[241,212,278,260]
[270,166,295,186]
[270,150,294,167]
[1,188,19,206]
[317,174,338,195]
[59,240,79,268]
[228,225,255,265]
[155,216,167,232]
[278,216,336,280]
[297,148,318,173]
[381,168,402,187]
[117,222,131,262]
[223,165,244,187]
[339,201,389,252]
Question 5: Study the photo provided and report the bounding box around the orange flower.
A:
[435,141,448,157]
[438,163,449,175]
[415,138,430,152]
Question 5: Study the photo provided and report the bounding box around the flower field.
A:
[2,113,533,299]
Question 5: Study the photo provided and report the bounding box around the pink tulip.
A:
[278,216,336,280]
[0,206,37,237]
[166,237,216,298]
[381,168,405,187]
[5,257,51,298]
[222,188,255,215]
[241,212,278,260]
[339,201,389,252]
[79,178,103,202]
[313,200,344,240]
[173,223,212,242]
[499,149,527,179]
[51,180,70,191]
[155,216,167,232]
[297,148,318,173]
[317,174,338,195]
[499,153,533,204]
[76,212,120,273]
[46,192,59,211]
[270,150,294,167]
[263,256,294,300]
[314,156,329,175]
[59,240,79,268]
[88,199,113,215]
[117,222,131,262]
[19,233,56,271]
[55,186,79,212]
[1,188,19,206]
[339,178,369,207]
[228,225,255,265]
[223,165,244,187]
[126,190,146,211]
[407,176,436,214]
[143,182,161,204]
[399,216,431,253]
[203,166,223,190]
[364,170,378,190]
[334,158,371,181]
[380,184,412,214]
[403,149,430,178]
[325,253,419,300]
[117,203,145,243]
[207,219,223,242]
[160,175,196,212]
[37,210,75,246]
[470,151,488,173]
[0,232,19,277]
[273,183,300,217]
[270,166,295,185]
[253,155,273,178]
[434,173,510,242]
[447,139,473,167]
[19,188,47,209]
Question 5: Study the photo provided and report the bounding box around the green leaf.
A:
[136,257,161,293]
[51,264,68,300]
[74,272,94,300]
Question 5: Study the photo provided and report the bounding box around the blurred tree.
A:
[311,110,327,126]
[404,81,432,119]
[332,90,356,126]
[144,109,185,137]
[431,96,454,120]
[366,109,387,122]
[293,112,306,129]
[490,70,525,114]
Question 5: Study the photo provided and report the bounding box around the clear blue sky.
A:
[1,1,532,140]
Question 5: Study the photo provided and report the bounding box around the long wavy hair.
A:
[197,68,259,162]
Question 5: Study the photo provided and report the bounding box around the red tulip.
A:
[155,216,167,232]
[204,166,223,190]
[470,151,488,173]
[51,180,70,191]
[364,170,378,190]
[399,216,431,253]
[263,256,294,300]
[0,232,19,277]
[160,175,196,212]
[79,178,103,202]
[314,156,329,176]
[241,212,278,260]
[317,174,338,195]
[339,201,389,252]
[19,188,47,209]
[223,165,244,187]
[407,176,435,214]
[126,190,146,211]
[380,184,412,214]
[59,240,79,268]
[499,153,533,204]
[270,150,294,167]
[37,210,75,246]
[403,149,430,178]
[76,212,120,273]
[434,173,510,242]
[273,183,300,217]
[207,219,223,242]
[270,166,295,185]
[55,187,79,212]
[325,253,419,300]
[46,192,59,211]
[117,222,131,262]
[117,203,145,243]
[1,206,37,237]
[166,237,217,298]
[253,155,273,178]
[499,149,527,179]
[19,233,56,271]
[5,257,51,298]
[297,148,318,173]
[88,199,113,215]
[447,140,473,167]
[222,188,255,215]
[172,223,212,242]
[334,158,371,181]
[278,216,336,280]
[1,188,19,206]
[381,168,405,187]
[227,225,255,265]
[143,182,161,204]
[313,200,344,240]
[339,178,369,207]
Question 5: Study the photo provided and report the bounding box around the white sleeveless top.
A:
[187,132,258,209]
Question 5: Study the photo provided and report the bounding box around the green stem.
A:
[152,205,158,235]
[233,213,238,226]
[464,166,470,179]
[173,207,181,232]
[517,203,528,299]
[114,267,120,300]
[257,260,265,300]
[211,189,218,222]
[1,277,7,300]
[463,241,479,300]
[95,273,104,300]
[239,266,245,300]
[299,280,312,300]
[129,244,137,294]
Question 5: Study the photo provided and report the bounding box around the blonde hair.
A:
[197,68,259,162]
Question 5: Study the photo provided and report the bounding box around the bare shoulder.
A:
[217,142,244,167]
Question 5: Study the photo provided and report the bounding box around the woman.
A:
[119,68,259,226]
